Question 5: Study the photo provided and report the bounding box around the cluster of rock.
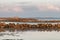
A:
[0,23,60,32]
[0,17,60,22]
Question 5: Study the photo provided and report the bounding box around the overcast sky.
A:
[0,0,60,18]
[0,0,59,4]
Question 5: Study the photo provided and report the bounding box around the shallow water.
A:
[0,31,60,40]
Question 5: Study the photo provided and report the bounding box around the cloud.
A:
[0,4,23,12]
[11,6,23,12]
[37,4,60,11]
[47,4,60,11]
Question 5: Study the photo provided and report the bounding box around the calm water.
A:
[0,31,60,40]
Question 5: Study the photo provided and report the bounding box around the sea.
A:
[0,18,60,40]
[0,31,60,40]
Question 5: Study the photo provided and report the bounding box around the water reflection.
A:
[0,31,60,40]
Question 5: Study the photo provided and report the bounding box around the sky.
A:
[0,0,60,18]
